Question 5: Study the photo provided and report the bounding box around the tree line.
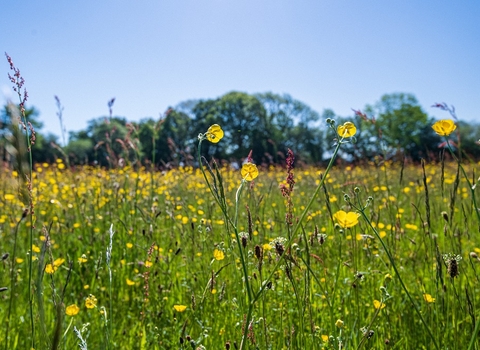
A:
[1,91,479,169]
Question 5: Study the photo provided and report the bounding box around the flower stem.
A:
[445,138,480,227]
[352,197,440,350]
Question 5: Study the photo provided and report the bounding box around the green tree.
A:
[0,103,60,166]
[191,92,270,162]
[456,120,480,159]
[255,92,323,163]
[138,109,193,167]
[365,93,439,161]
[66,116,143,167]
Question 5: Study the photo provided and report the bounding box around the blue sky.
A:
[2,1,479,141]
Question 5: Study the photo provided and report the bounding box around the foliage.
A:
[2,92,480,167]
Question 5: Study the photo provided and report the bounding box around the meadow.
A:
[1,119,480,349]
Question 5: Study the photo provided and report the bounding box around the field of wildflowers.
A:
[2,52,480,350]
[1,116,480,349]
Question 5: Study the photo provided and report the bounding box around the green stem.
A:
[467,312,480,350]
[15,92,36,349]
[353,199,440,350]
[197,138,253,348]
[4,218,23,350]
[253,138,343,305]
[445,137,480,226]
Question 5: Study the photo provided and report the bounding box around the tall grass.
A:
[1,140,479,349]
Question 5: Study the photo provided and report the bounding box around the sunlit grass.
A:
[1,158,480,349]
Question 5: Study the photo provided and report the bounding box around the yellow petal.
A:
[213,248,225,261]
[173,304,187,312]
[432,120,456,136]
[65,304,80,316]
[205,124,224,143]
[241,162,259,181]
[373,300,386,309]
[337,122,357,138]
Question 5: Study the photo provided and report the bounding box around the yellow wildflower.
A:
[65,304,80,316]
[432,119,456,136]
[373,300,386,309]
[53,258,65,267]
[126,278,135,286]
[4,194,15,201]
[173,304,187,312]
[85,294,97,309]
[335,319,344,328]
[337,122,357,138]
[45,264,56,274]
[205,124,224,143]
[333,210,359,228]
[213,249,225,261]
[423,293,435,303]
[241,162,259,181]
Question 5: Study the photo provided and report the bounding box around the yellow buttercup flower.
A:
[213,248,225,261]
[85,294,97,309]
[45,264,56,274]
[373,300,386,309]
[432,119,456,136]
[173,304,187,312]
[53,258,65,267]
[65,304,80,316]
[337,122,357,138]
[333,210,359,228]
[45,257,66,274]
[205,124,224,143]
[241,162,259,181]
[423,293,435,303]
[4,194,15,201]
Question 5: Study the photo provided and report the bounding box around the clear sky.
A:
[2,1,479,141]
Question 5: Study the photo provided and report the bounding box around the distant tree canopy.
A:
[1,92,479,168]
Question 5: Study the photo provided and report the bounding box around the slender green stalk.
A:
[350,195,440,350]
[106,224,115,349]
[196,137,253,348]
[4,216,24,350]
[444,138,480,226]
[6,53,36,347]
[467,311,480,350]
[252,135,344,304]
[198,122,359,349]
[240,130,347,349]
